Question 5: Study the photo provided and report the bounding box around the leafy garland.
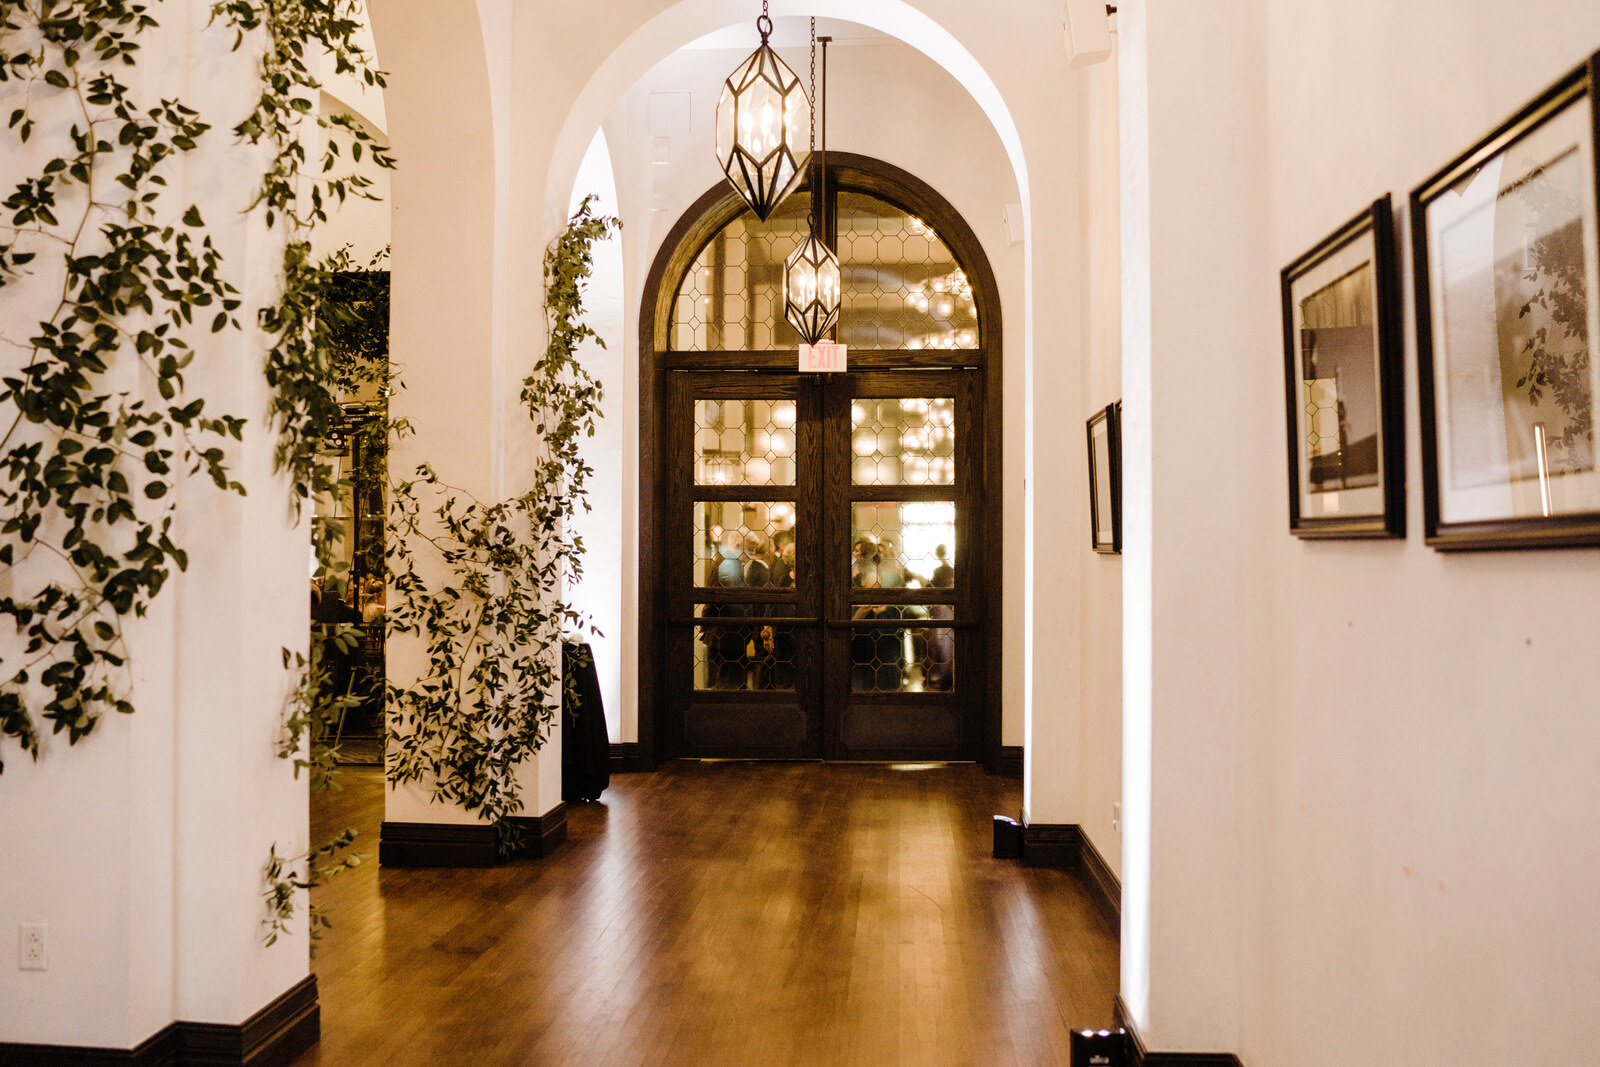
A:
[0,1,246,769]
[208,0,393,946]
[386,196,616,844]
[0,0,389,948]
[2,0,617,943]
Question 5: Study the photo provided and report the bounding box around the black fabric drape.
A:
[561,642,611,802]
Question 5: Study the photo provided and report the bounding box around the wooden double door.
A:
[664,368,989,760]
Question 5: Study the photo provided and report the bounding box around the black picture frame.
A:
[1281,195,1406,539]
[1087,401,1121,554]
[1411,53,1600,550]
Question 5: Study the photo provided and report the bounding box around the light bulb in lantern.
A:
[715,20,811,220]
[784,231,841,344]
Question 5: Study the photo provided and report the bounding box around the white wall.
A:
[1078,41,1123,879]
[1122,0,1600,1060]
[0,2,309,1046]
[568,131,628,742]
[311,94,392,265]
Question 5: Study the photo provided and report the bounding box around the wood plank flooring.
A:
[295,761,1119,1066]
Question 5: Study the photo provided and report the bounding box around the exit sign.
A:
[799,342,847,373]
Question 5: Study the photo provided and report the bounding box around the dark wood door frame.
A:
[637,153,1005,772]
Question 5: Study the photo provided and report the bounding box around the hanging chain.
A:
[757,0,772,41]
[809,18,817,155]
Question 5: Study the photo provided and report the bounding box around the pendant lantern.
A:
[783,25,841,345]
[715,2,812,221]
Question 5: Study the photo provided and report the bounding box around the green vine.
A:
[1,0,388,950]
[261,827,360,948]
[386,197,617,843]
[205,0,393,946]
[1,1,246,770]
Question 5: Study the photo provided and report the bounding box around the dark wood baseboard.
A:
[380,805,569,868]
[1114,995,1244,1067]
[1020,819,1082,869]
[989,745,1022,777]
[609,741,652,772]
[378,820,497,868]
[1080,829,1121,923]
[1014,819,1119,921]
[506,802,567,858]
[0,975,318,1067]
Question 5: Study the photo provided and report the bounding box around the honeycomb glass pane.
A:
[693,603,800,692]
[670,193,812,351]
[850,501,956,589]
[849,605,956,693]
[850,397,956,486]
[694,398,797,486]
[837,191,980,351]
[695,501,798,588]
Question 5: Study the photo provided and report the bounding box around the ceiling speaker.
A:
[1063,0,1113,68]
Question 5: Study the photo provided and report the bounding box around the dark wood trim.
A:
[178,974,318,1066]
[378,821,497,868]
[506,802,568,858]
[609,741,654,772]
[1011,818,1120,920]
[989,744,1022,777]
[1019,819,1081,869]
[0,976,318,1067]
[639,153,1004,768]
[1080,828,1121,923]
[1115,996,1245,1067]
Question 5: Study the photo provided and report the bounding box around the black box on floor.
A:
[1069,1028,1128,1067]
[992,815,1022,859]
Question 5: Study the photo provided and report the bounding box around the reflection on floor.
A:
[296,761,1119,1065]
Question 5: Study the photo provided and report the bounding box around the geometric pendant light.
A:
[784,23,841,344]
[715,1,813,221]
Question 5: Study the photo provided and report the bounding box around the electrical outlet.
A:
[20,923,46,971]
[1112,802,1122,833]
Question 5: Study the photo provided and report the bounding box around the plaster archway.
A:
[365,2,1095,921]
[541,0,1054,816]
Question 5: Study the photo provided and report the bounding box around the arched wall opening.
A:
[634,151,1005,763]
[553,8,1037,771]
[567,130,627,741]
[372,1,1110,989]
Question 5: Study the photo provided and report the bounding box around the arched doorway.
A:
[639,154,1003,765]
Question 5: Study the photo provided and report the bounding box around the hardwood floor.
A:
[296,761,1119,1066]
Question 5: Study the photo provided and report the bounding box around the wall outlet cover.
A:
[20,923,46,971]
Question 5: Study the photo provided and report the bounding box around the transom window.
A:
[669,187,982,352]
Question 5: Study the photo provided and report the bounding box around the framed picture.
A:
[1086,402,1121,554]
[1411,53,1600,549]
[1281,195,1406,538]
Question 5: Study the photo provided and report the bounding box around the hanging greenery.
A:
[206,0,394,946]
[0,1,247,770]
[385,196,617,845]
[1,0,391,949]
